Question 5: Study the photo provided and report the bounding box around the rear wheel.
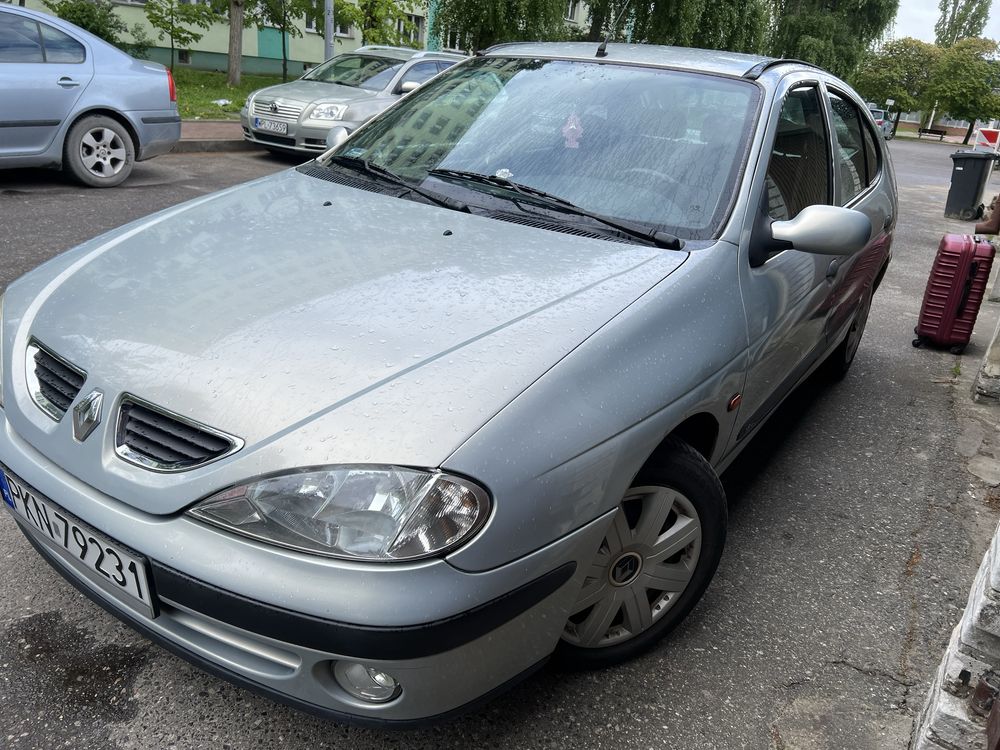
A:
[825,288,872,380]
[64,115,134,188]
[557,438,726,669]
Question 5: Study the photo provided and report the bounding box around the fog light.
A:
[333,661,401,703]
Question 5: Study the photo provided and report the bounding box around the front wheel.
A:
[64,115,135,187]
[557,438,727,669]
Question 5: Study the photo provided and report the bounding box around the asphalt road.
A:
[1,141,999,750]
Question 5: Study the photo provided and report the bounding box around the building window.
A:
[178,49,190,64]
[442,29,466,52]
[565,1,579,20]
[396,13,424,45]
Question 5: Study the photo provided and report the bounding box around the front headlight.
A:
[187,466,490,561]
[308,103,348,121]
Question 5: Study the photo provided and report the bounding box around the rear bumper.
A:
[127,110,181,160]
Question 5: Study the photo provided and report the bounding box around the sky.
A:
[890,0,1000,42]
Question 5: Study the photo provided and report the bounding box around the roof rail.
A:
[743,58,821,80]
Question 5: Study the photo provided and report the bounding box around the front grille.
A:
[116,397,241,472]
[252,99,304,122]
[27,341,86,420]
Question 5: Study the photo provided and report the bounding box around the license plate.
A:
[0,470,155,618]
[253,117,288,134]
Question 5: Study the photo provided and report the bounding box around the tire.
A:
[556,438,727,669]
[63,115,135,188]
[824,287,873,381]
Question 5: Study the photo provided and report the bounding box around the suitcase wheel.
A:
[950,345,966,355]
[912,337,923,348]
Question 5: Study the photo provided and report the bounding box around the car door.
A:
[0,11,93,157]
[822,87,893,346]
[733,80,836,443]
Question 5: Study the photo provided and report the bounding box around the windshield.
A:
[304,54,404,90]
[326,57,760,239]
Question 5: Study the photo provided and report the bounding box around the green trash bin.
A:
[945,151,998,221]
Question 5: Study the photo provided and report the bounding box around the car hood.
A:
[253,79,378,104]
[6,168,687,513]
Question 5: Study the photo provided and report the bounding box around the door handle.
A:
[57,76,80,88]
[826,259,840,279]
[883,214,893,230]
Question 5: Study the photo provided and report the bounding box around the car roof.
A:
[481,42,810,79]
[354,45,465,62]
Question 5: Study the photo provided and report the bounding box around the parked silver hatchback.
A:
[240,45,464,154]
[0,5,179,187]
[0,42,895,725]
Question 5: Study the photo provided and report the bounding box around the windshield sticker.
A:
[494,168,513,179]
[344,147,367,158]
[562,113,583,149]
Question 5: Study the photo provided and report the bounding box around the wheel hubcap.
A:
[80,127,127,177]
[562,486,702,648]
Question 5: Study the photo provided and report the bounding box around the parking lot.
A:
[2,139,1000,749]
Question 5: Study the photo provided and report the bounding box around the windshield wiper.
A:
[329,156,469,212]
[428,168,684,250]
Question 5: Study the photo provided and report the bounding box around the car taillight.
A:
[167,69,176,103]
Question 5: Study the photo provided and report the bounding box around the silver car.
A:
[0,43,895,725]
[0,5,180,187]
[240,45,464,154]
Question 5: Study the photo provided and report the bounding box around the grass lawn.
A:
[173,69,286,120]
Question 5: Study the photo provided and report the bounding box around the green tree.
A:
[144,0,218,70]
[935,0,992,47]
[925,37,1000,143]
[44,0,152,57]
[769,0,899,78]
[431,0,568,51]
[851,37,941,135]
[582,0,768,55]
[352,0,417,46]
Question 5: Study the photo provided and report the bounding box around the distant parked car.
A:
[0,5,179,187]
[240,45,464,154]
[868,107,894,139]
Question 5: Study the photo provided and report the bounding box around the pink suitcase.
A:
[913,234,995,354]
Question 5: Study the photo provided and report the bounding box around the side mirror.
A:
[325,126,349,149]
[400,80,420,94]
[771,204,872,256]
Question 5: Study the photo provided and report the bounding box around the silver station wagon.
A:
[0,42,895,725]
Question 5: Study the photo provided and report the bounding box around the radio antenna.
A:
[596,0,633,58]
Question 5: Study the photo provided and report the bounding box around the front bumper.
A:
[0,413,609,725]
[239,110,363,154]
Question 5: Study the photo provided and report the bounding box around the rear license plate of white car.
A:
[253,117,287,134]
[0,469,155,617]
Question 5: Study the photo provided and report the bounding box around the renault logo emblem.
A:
[73,390,103,442]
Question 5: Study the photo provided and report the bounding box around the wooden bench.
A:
[918,128,948,141]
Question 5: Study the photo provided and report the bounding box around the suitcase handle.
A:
[958,260,980,317]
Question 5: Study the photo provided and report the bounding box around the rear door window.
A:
[827,91,869,205]
[0,13,44,63]
[39,23,85,63]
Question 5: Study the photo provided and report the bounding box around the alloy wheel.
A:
[79,127,128,177]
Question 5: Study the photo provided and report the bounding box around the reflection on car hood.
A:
[253,79,378,104]
[14,168,687,469]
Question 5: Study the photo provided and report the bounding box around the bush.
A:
[44,0,154,58]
